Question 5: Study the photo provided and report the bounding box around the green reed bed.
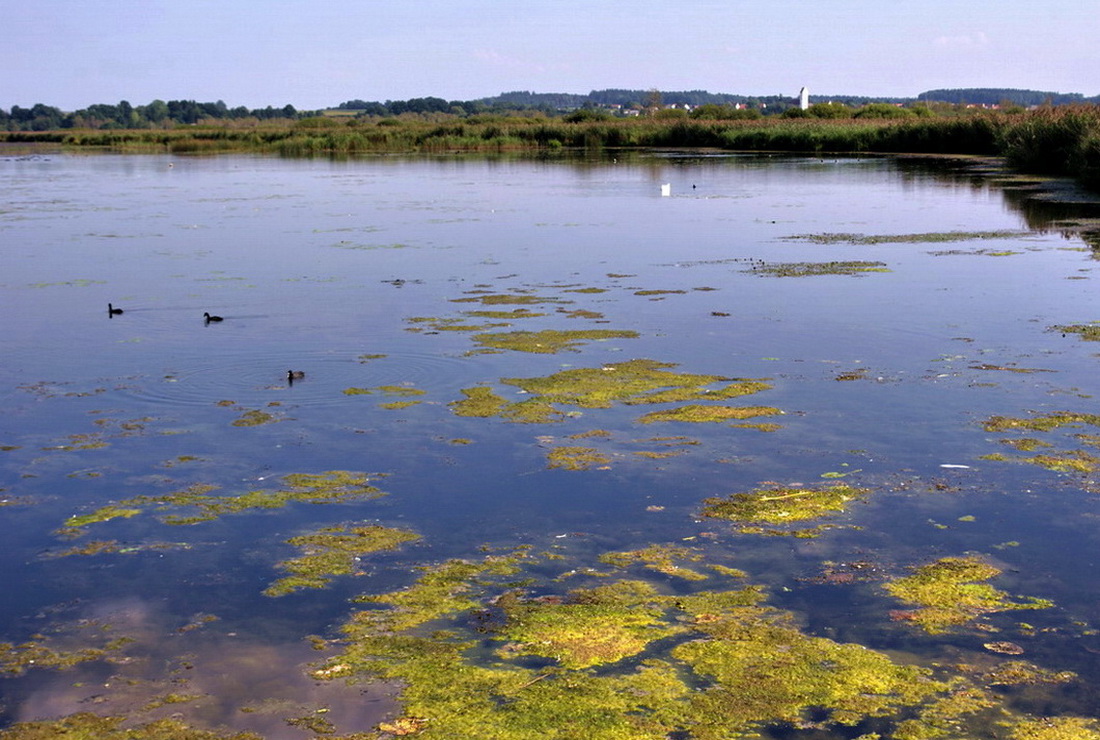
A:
[7,107,1100,188]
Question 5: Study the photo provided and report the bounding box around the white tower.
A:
[799,87,810,110]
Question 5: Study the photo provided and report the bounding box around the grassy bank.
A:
[5,106,1099,188]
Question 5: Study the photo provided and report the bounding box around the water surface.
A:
[2,151,1100,738]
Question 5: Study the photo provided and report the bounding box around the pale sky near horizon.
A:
[5,0,1098,111]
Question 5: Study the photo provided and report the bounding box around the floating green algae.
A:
[598,545,708,581]
[999,438,1054,452]
[451,360,775,427]
[884,555,1053,634]
[560,308,605,319]
[50,540,192,558]
[230,408,278,427]
[406,316,508,332]
[44,433,109,451]
[463,308,547,319]
[495,581,678,669]
[470,328,638,354]
[545,446,610,471]
[450,386,510,418]
[507,359,766,408]
[60,506,142,534]
[0,713,263,740]
[59,471,386,532]
[701,483,870,537]
[379,399,422,410]
[451,293,568,306]
[1007,716,1100,740]
[983,449,1100,474]
[635,404,783,425]
[310,549,972,740]
[343,385,426,408]
[265,523,421,597]
[786,230,1027,245]
[982,411,1100,433]
[981,412,1100,474]
[981,660,1076,686]
[1052,323,1100,341]
[0,614,136,683]
[749,260,890,277]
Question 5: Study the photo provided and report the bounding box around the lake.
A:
[2,150,1100,739]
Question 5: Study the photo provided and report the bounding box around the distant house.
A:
[799,87,810,110]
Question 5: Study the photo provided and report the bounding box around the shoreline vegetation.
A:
[3,105,1100,190]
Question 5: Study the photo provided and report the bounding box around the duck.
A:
[287,370,305,381]
[203,312,223,323]
[108,303,123,316]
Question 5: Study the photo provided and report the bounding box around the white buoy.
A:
[660,183,671,197]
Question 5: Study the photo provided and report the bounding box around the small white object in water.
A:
[939,464,971,469]
[660,183,671,197]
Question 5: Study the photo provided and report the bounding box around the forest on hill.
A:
[918,88,1100,106]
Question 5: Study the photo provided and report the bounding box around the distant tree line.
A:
[0,100,306,131]
[5,88,1098,132]
[917,88,1100,107]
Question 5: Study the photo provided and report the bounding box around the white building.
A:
[799,87,810,110]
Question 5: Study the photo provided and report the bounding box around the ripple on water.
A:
[116,350,476,410]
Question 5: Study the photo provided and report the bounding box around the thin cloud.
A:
[933,31,990,48]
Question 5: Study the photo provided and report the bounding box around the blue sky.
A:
[6,0,1098,110]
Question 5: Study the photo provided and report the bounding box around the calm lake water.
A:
[2,150,1100,738]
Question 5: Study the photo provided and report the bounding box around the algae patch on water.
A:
[786,230,1027,245]
[636,404,783,425]
[495,581,678,668]
[311,548,966,739]
[545,445,611,471]
[0,713,265,740]
[470,328,638,354]
[0,631,132,677]
[981,411,1100,475]
[58,471,386,535]
[749,260,890,277]
[265,523,421,596]
[884,555,1053,634]
[599,545,709,581]
[1051,322,1100,341]
[452,360,775,427]
[701,483,870,537]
